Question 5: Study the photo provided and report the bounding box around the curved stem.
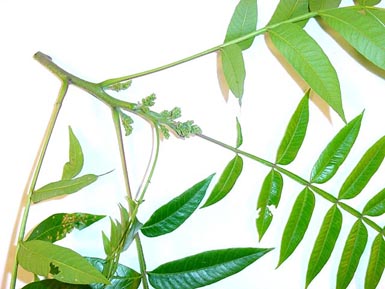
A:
[10,80,68,289]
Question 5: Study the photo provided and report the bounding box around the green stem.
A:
[10,80,68,289]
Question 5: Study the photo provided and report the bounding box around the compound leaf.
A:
[224,0,258,50]
[269,0,309,27]
[18,240,109,284]
[268,23,344,121]
[220,44,246,101]
[362,188,385,216]
[320,7,385,70]
[27,213,105,243]
[365,234,385,289]
[141,174,214,237]
[278,187,315,267]
[309,0,342,11]
[336,220,368,289]
[310,112,363,184]
[306,205,342,288]
[202,155,243,208]
[256,169,283,241]
[148,247,272,289]
[276,92,309,165]
[32,174,98,203]
[62,127,84,180]
[339,135,385,200]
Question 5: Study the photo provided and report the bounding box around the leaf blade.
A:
[202,156,243,208]
[278,187,315,267]
[362,188,385,216]
[309,0,342,11]
[62,126,84,180]
[269,0,309,27]
[268,23,344,121]
[141,174,214,237]
[365,234,385,289]
[310,112,363,184]
[148,247,272,289]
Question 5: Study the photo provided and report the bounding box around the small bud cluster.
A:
[106,80,132,92]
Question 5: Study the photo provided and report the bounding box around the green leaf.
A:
[148,247,273,289]
[336,220,368,289]
[362,188,385,216]
[256,169,283,241]
[202,156,243,208]
[355,0,381,6]
[86,257,141,289]
[268,23,345,121]
[320,7,385,70]
[269,0,309,27]
[275,92,309,165]
[367,7,385,25]
[141,174,214,237]
[224,0,258,50]
[220,44,246,101]
[26,213,105,243]
[22,279,90,289]
[122,217,142,251]
[365,234,385,289]
[338,135,385,200]
[62,126,84,180]
[306,205,342,288]
[32,174,98,203]
[278,187,315,267]
[17,240,109,284]
[310,112,363,184]
[236,117,243,148]
[309,0,341,11]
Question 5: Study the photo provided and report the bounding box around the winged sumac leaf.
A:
[276,92,309,165]
[86,257,141,289]
[17,240,109,284]
[268,0,309,27]
[309,0,342,11]
[365,233,385,289]
[141,174,214,237]
[338,135,385,200]
[202,155,243,208]
[22,279,90,289]
[27,213,105,243]
[224,0,258,50]
[236,117,243,148]
[148,247,272,289]
[220,44,246,101]
[362,188,385,216]
[62,127,84,180]
[320,7,385,70]
[256,169,283,241]
[306,205,342,288]
[336,220,368,289]
[278,187,315,267]
[310,113,363,184]
[268,23,345,122]
[32,174,98,203]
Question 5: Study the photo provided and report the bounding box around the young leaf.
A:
[62,126,84,180]
[32,174,98,203]
[275,92,309,165]
[268,23,345,122]
[365,234,385,289]
[17,240,109,284]
[336,220,368,289]
[224,0,258,50]
[310,112,363,184]
[256,169,283,241]
[306,205,342,288]
[86,257,141,289]
[220,44,246,101]
[202,155,243,208]
[309,0,342,11]
[148,247,273,289]
[277,187,315,267]
[268,0,309,27]
[362,188,385,216]
[141,174,214,237]
[338,135,385,200]
[26,213,105,243]
[122,218,143,251]
[236,117,243,148]
[320,7,385,70]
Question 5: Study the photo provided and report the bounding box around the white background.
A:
[1,1,385,289]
